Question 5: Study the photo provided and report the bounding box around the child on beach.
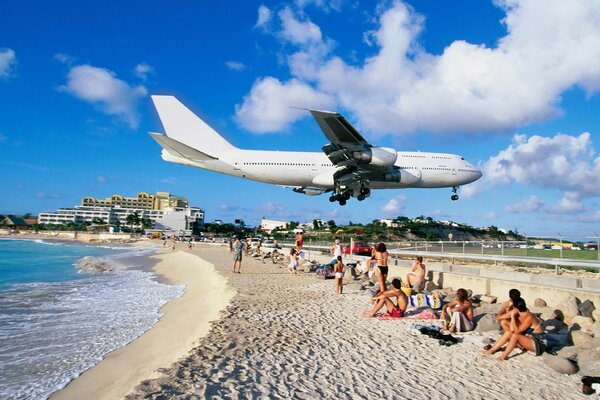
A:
[440,288,474,332]
[288,248,299,274]
[334,256,345,294]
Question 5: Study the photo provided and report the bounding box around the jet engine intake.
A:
[352,146,397,167]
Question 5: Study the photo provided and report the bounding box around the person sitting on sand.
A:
[288,248,299,275]
[405,256,426,292]
[440,288,473,332]
[363,278,407,318]
[496,288,521,333]
[334,255,345,294]
[485,298,546,361]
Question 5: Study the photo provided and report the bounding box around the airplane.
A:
[149,95,482,206]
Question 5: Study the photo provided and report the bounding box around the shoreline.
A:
[50,245,235,400]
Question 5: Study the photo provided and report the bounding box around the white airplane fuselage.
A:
[162,148,481,191]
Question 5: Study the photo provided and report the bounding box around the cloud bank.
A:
[237,0,600,135]
[0,48,17,78]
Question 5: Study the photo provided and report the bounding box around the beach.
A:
[60,243,584,400]
[50,244,234,400]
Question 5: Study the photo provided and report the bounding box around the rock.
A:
[424,281,438,292]
[571,316,595,331]
[593,309,600,322]
[474,313,501,332]
[590,321,600,334]
[303,265,313,273]
[444,293,457,303]
[579,300,595,319]
[570,330,594,347]
[556,294,580,324]
[479,295,497,304]
[534,298,547,307]
[466,289,473,298]
[556,346,580,361]
[578,346,600,376]
[543,318,566,333]
[541,353,578,375]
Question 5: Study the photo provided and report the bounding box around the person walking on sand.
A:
[295,231,303,251]
[373,243,389,295]
[405,256,426,292]
[232,237,244,274]
[288,248,299,274]
[363,278,407,317]
[330,239,343,260]
[440,288,473,332]
[485,297,546,361]
[334,255,345,294]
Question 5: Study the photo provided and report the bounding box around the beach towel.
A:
[407,294,442,309]
[379,309,438,321]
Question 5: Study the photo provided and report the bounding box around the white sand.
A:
[51,247,235,400]
[121,245,587,400]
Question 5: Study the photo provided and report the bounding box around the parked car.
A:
[344,242,372,256]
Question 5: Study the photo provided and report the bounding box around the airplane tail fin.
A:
[151,95,237,158]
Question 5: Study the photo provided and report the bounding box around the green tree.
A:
[327,220,337,230]
[126,212,141,230]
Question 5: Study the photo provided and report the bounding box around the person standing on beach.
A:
[233,237,244,273]
[373,243,389,295]
[295,232,303,251]
[330,239,342,260]
[288,248,299,274]
[334,255,345,294]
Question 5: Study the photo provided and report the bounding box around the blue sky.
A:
[1,0,600,240]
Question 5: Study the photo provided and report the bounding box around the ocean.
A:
[0,238,184,400]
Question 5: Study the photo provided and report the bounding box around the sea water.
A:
[0,239,184,400]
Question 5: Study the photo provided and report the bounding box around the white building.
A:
[260,218,288,233]
[151,207,204,236]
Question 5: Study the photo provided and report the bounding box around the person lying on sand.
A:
[440,288,473,333]
[363,278,407,318]
[484,298,546,361]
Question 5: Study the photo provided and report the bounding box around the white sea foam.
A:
[0,268,184,400]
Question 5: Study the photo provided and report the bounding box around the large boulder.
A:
[571,316,595,331]
[593,309,600,322]
[444,292,457,303]
[578,300,595,319]
[542,318,566,333]
[556,294,580,324]
[556,346,580,361]
[474,313,501,332]
[534,298,547,307]
[570,330,594,347]
[577,346,600,377]
[541,309,564,322]
[590,321,600,334]
[541,353,578,375]
[424,281,438,292]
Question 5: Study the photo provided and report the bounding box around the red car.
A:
[344,242,372,256]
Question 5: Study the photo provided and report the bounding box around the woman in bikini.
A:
[373,243,388,295]
[485,298,546,360]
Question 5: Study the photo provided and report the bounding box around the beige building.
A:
[82,192,155,210]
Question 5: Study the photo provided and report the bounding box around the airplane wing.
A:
[309,109,367,149]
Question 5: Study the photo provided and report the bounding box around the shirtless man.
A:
[440,288,474,332]
[363,278,407,318]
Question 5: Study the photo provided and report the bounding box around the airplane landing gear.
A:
[357,186,371,201]
[451,186,459,201]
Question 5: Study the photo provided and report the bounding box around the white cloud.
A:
[255,5,273,30]
[96,176,107,184]
[294,0,344,13]
[219,203,240,211]
[54,52,75,64]
[235,77,335,133]
[381,194,407,215]
[0,48,17,78]
[463,132,600,199]
[59,64,148,128]
[134,62,155,81]
[548,191,584,214]
[226,61,247,71]
[36,192,61,200]
[505,195,545,213]
[237,1,600,135]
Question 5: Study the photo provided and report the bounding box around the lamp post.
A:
[558,233,563,259]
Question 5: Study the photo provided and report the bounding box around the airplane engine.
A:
[352,147,397,167]
[293,187,326,196]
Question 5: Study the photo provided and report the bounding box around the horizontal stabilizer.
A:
[149,132,217,161]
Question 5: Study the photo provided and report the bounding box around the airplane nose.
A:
[475,169,483,180]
